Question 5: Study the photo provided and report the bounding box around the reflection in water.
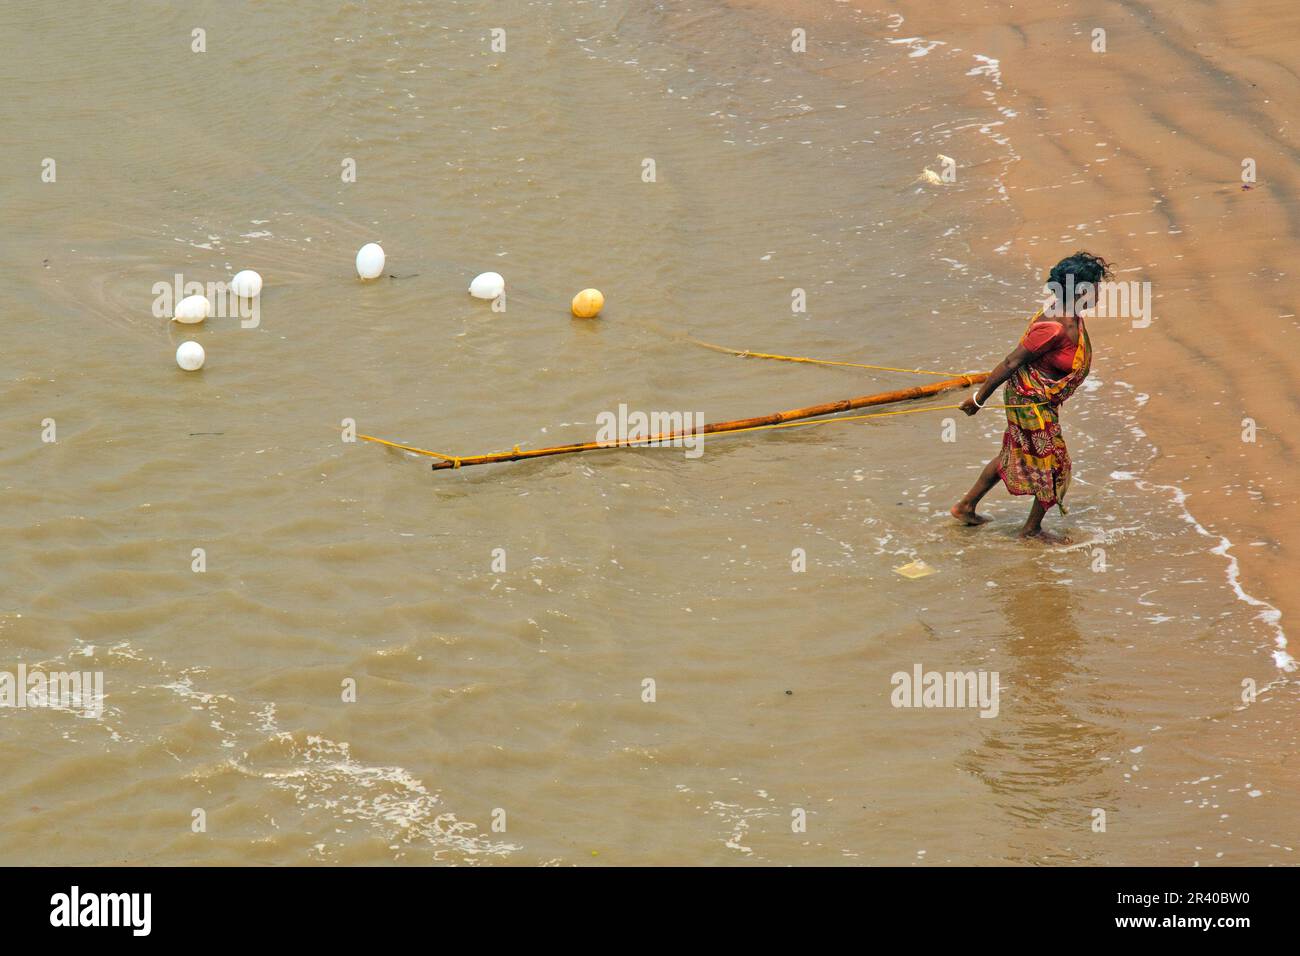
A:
[960,555,1119,860]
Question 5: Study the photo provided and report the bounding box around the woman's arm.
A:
[960,344,1032,416]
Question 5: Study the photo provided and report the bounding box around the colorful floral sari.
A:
[998,314,1091,513]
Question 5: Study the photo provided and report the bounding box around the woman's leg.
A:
[1018,499,1069,543]
[1018,498,1046,536]
[951,455,1001,525]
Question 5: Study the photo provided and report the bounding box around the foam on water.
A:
[1110,472,1293,672]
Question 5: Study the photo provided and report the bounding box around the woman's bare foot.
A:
[951,503,991,526]
[1018,526,1071,544]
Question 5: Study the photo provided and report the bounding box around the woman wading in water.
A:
[951,252,1113,543]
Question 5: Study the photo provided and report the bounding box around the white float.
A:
[176,341,206,371]
[230,269,262,298]
[469,271,505,299]
[356,243,386,280]
[173,294,211,324]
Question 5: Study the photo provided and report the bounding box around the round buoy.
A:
[231,269,262,298]
[356,243,386,280]
[469,271,505,299]
[173,294,211,324]
[176,341,205,371]
[571,288,604,318]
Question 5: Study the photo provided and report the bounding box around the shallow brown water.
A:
[0,0,1295,865]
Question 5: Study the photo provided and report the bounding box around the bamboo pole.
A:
[429,372,988,470]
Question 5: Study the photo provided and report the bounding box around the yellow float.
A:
[571,288,604,318]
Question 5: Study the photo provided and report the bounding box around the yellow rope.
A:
[360,313,1057,466]
[357,402,1043,465]
[358,433,462,468]
[687,306,1050,378]
[687,337,964,377]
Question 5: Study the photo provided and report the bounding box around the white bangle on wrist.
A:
[972,391,986,408]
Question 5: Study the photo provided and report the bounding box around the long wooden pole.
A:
[430,372,988,470]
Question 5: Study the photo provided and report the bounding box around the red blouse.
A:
[1020,320,1079,376]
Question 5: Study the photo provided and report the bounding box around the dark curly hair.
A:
[1046,251,1114,314]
